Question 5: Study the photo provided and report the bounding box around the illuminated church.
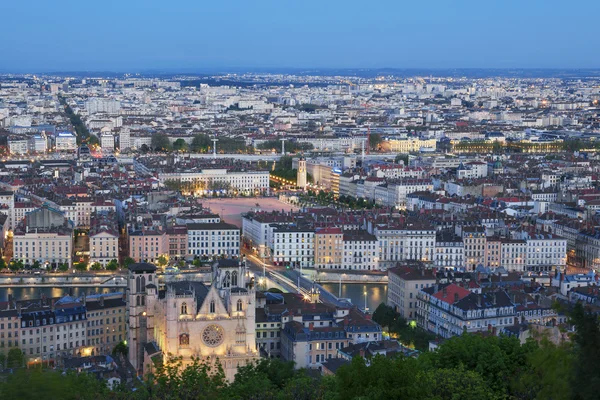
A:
[127,260,259,381]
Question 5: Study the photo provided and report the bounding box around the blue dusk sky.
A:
[0,0,598,72]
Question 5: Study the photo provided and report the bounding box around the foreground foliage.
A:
[0,303,598,400]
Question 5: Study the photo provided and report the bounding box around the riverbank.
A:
[299,269,388,284]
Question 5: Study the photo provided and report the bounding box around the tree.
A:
[58,263,69,272]
[112,341,128,358]
[74,262,88,272]
[569,302,600,400]
[123,257,135,269]
[0,258,6,270]
[0,369,110,399]
[31,260,41,269]
[191,133,211,152]
[90,262,102,271]
[395,154,410,166]
[0,352,6,369]
[140,144,150,153]
[9,259,23,272]
[372,303,399,331]
[369,133,382,151]
[173,138,188,151]
[106,259,119,271]
[156,255,169,268]
[512,338,573,400]
[427,366,496,400]
[6,347,24,369]
[151,133,172,152]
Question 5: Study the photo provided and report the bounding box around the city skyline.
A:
[1,0,599,72]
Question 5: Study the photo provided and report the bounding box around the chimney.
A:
[309,322,314,331]
[51,299,55,312]
[454,293,459,303]
[477,296,482,307]
[8,294,13,309]
[442,287,447,298]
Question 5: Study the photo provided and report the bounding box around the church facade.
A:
[127,260,259,381]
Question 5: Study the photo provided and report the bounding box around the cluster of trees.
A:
[2,259,70,272]
[368,133,382,151]
[372,303,436,351]
[59,96,98,146]
[258,140,314,153]
[148,133,251,154]
[190,133,249,153]
[3,302,600,400]
[337,195,375,210]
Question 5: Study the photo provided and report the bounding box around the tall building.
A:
[100,133,115,153]
[297,156,307,189]
[119,127,131,151]
[85,98,121,114]
[128,260,259,381]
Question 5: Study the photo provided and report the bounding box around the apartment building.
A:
[270,226,314,268]
[12,206,73,268]
[89,211,119,266]
[434,231,464,269]
[461,226,486,270]
[342,230,378,271]
[500,239,527,271]
[387,264,436,320]
[314,227,343,269]
[242,211,294,256]
[187,222,240,259]
[84,293,127,357]
[522,232,567,272]
[166,225,188,259]
[128,227,167,263]
[417,284,516,339]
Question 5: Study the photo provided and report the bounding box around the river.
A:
[0,283,387,312]
[320,283,387,312]
[0,287,122,301]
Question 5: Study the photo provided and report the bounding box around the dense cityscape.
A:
[0,70,598,398]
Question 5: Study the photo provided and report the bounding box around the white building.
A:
[8,137,28,155]
[522,232,567,272]
[187,222,240,258]
[55,132,77,151]
[119,128,131,151]
[156,169,270,196]
[270,226,314,269]
[100,133,115,153]
[85,98,121,114]
[342,231,378,271]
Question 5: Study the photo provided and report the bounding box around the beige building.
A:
[0,292,126,367]
[462,226,486,270]
[314,227,343,269]
[387,264,436,321]
[84,293,127,356]
[89,211,119,266]
[379,138,437,153]
[12,205,73,268]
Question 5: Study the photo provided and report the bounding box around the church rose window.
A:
[202,324,224,347]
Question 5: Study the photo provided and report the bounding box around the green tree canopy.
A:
[151,133,172,152]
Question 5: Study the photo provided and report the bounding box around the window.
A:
[179,333,189,346]
[237,299,243,312]
[181,302,188,315]
[209,301,215,314]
